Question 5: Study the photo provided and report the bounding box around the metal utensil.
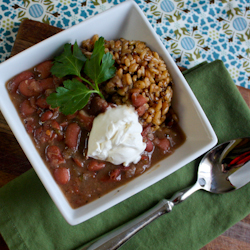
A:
[82,137,250,250]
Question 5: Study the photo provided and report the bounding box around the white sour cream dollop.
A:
[87,105,146,166]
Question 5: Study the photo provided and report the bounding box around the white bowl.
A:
[0,0,217,225]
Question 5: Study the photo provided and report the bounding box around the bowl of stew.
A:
[0,0,217,225]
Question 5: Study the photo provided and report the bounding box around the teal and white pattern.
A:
[0,0,249,88]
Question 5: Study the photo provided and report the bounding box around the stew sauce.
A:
[6,60,185,209]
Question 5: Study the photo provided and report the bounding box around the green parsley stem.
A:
[79,76,104,99]
[79,76,95,89]
[95,84,105,99]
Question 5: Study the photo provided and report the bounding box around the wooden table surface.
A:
[1,19,250,250]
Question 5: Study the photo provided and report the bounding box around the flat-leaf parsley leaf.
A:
[46,78,95,115]
[50,42,87,78]
[84,37,116,86]
[47,37,116,115]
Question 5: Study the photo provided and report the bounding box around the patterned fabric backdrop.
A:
[0,0,249,88]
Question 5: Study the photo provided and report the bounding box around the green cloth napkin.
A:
[1,60,250,250]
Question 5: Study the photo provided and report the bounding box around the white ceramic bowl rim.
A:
[0,0,217,225]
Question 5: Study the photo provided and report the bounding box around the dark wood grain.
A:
[11,19,63,56]
[1,19,250,250]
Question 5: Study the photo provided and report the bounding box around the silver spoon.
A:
[81,137,250,250]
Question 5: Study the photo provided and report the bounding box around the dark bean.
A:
[19,79,41,97]
[131,93,147,108]
[109,169,121,181]
[24,117,36,134]
[8,71,34,93]
[89,96,109,115]
[65,123,81,149]
[36,96,50,109]
[66,111,79,120]
[136,104,147,116]
[46,145,65,166]
[88,160,105,171]
[35,60,53,79]
[145,140,154,152]
[78,110,94,131]
[73,158,84,168]
[40,110,53,122]
[20,99,36,117]
[51,120,61,131]
[54,167,70,185]
[154,138,170,153]
[40,77,55,91]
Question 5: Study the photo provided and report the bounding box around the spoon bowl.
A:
[198,137,250,194]
[83,137,250,250]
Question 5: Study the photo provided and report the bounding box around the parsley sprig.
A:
[46,37,116,115]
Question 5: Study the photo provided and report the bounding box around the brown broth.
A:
[6,61,186,209]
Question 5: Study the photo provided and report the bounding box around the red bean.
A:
[65,123,81,149]
[46,145,65,166]
[89,96,109,115]
[66,111,78,120]
[154,138,170,153]
[40,77,55,91]
[54,167,70,185]
[88,160,105,171]
[131,93,147,108]
[29,96,37,109]
[109,169,121,181]
[142,125,151,137]
[35,60,53,79]
[20,99,36,117]
[40,110,53,122]
[136,104,147,116]
[36,96,50,109]
[51,121,63,141]
[34,127,51,144]
[145,140,154,152]
[7,71,34,93]
[50,107,59,120]
[24,117,36,134]
[78,110,94,131]
[19,79,41,97]
[43,120,52,131]
[60,121,68,128]
[73,158,84,168]
[142,125,154,141]
[34,121,61,142]
[51,120,61,131]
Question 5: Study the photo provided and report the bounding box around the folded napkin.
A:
[1,60,250,250]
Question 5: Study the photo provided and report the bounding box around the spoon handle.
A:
[170,181,201,205]
[82,199,173,250]
[80,182,201,250]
